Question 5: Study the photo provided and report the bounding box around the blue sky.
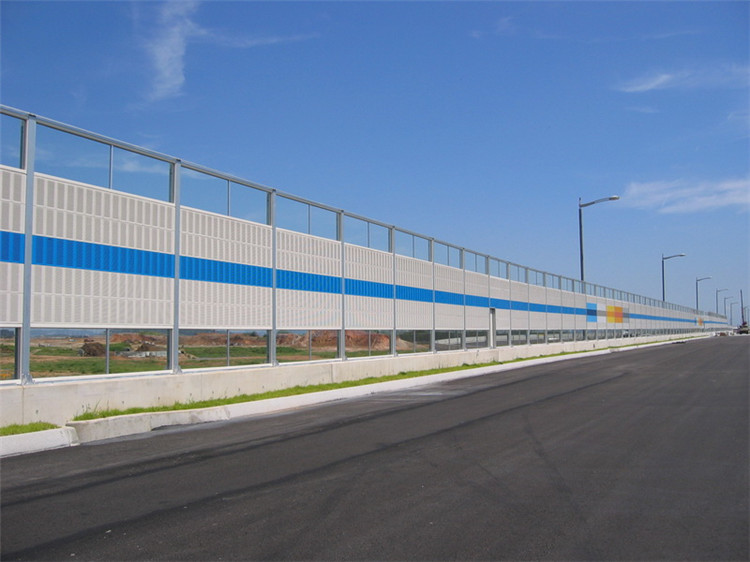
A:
[2,1,748,319]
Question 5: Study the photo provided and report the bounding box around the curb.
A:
[0,427,79,457]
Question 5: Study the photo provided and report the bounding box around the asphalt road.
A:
[2,337,748,561]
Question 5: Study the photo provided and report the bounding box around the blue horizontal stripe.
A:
[0,231,24,263]
[32,235,174,277]
[4,231,721,327]
[490,298,511,310]
[181,255,272,287]
[435,290,463,306]
[396,285,433,303]
[277,269,341,294]
[466,294,490,308]
[347,278,393,299]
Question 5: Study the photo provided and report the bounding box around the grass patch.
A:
[72,362,501,421]
[0,422,58,436]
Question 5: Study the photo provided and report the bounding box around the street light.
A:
[716,288,728,314]
[661,253,686,301]
[724,296,735,317]
[695,276,711,310]
[578,195,619,281]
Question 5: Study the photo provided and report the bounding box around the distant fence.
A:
[0,105,730,382]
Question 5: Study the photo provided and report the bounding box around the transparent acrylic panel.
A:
[396,330,430,354]
[112,147,170,201]
[466,330,488,349]
[464,252,476,272]
[229,330,269,366]
[435,330,462,351]
[345,330,391,357]
[368,222,390,252]
[179,329,228,369]
[511,330,528,345]
[231,182,268,225]
[414,236,430,261]
[547,330,561,343]
[395,230,414,258]
[433,242,448,266]
[1,114,23,168]
[0,328,16,380]
[495,330,510,347]
[309,205,337,240]
[29,328,107,377]
[108,329,169,373]
[36,125,110,187]
[181,169,228,215]
[275,196,308,234]
[310,330,339,360]
[344,215,368,247]
[448,246,462,268]
[276,330,309,362]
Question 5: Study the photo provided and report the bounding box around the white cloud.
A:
[622,178,750,213]
[142,1,319,103]
[616,63,749,93]
[145,1,202,102]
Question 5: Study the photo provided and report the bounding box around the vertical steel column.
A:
[268,191,278,365]
[169,160,182,373]
[390,226,397,356]
[461,250,467,350]
[338,210,346,360]
[18,115,36,383]
[430,239,436,353]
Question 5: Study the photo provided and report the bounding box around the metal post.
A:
[169,160,182,373]
[338,210,346,360]
[18,115,36,384]
[269,191,277,365]
[578,201,585,281]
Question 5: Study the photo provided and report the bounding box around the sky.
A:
[2,0,748,320]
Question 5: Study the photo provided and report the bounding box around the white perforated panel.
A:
[181,209,272,267]
[180,280,271,329]
[396,300,432,330]
[345,244,392,284]
[434,263,463,293]
[276,289,340,330]
[435,303,463,330]
[346,295,394,330]
[31,266,173,327]
[1,167,25,233]
[0,263,23,325]
[277,229,340,276]
[395,255,432,290]
[33,174,174,252]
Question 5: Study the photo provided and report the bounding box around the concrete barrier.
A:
[0,334,707,429]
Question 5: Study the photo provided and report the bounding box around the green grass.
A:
[72,362,501,421]
[0,422,58,436]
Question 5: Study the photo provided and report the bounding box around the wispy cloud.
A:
[470,16,516,39]
[622,178,750,213]
[143,1,203,102]
[142,1,319,103]
[616,63,749,93]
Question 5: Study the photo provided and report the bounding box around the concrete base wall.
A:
[0,334,707,426]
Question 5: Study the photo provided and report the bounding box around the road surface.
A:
[2,337,748,560]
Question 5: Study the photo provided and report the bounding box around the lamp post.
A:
[578,195,619,281]
[661,253,686,301]
[695,276,711,310]
[716,288,727,314]
[724,296,735,317]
